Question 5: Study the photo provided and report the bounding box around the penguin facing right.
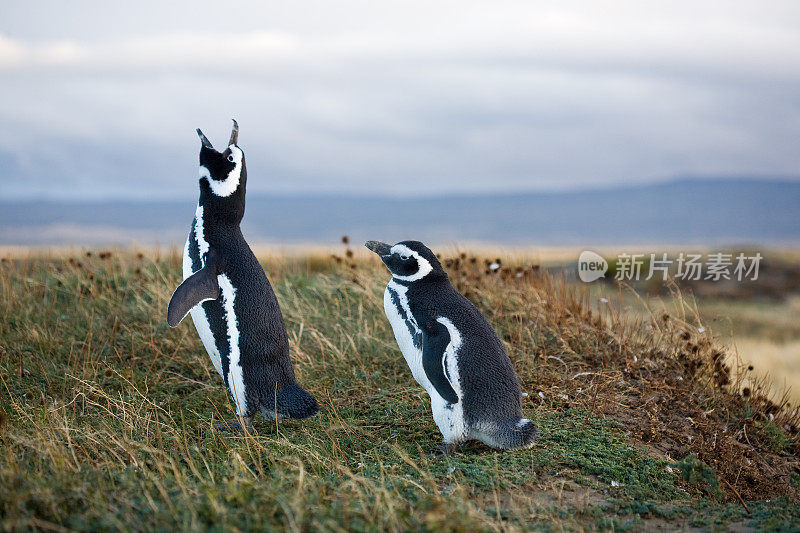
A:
[365,239,539,453]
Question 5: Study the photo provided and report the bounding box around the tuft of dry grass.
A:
[1,247,798,531]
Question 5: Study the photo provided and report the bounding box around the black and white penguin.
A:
[167,120,318,432]
[365,240,539,453]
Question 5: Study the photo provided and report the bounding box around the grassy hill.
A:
[1,246,799,531]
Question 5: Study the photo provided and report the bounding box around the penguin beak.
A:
[229,118,239,146]
[365,240,391,256]
[197,128,214,150]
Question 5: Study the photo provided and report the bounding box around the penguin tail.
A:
[265,383,319,419]
[494,418,540,450]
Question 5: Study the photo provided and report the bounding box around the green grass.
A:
[1,250,798,531]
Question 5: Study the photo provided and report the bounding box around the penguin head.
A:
[365,240,446,282]
[196,120,247,219]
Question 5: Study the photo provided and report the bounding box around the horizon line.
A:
[2,174,799,204]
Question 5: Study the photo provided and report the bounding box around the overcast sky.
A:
[1,1,799,200]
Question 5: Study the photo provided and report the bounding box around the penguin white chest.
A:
[383,281,429,390]
[183,206,247,416]
[183,207,223,379]
[383,283,468,443]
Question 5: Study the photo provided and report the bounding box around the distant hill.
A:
[1,178,798,246]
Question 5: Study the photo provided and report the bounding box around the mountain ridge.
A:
[2,178,798,246]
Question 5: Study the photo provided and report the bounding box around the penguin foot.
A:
[213,417,254,434]
[426,442,459,460]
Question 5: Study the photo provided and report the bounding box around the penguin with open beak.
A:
[167,120,319,433]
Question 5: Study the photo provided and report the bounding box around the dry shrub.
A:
[438,252,800,502]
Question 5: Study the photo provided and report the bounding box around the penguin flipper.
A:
[422,319,459,404]
[167,250,222,327]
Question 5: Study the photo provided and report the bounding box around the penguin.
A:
[365,240,539,453]
[167,120,318,433]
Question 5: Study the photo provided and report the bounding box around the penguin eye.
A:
[399,254,409,261]
[227,154,235,163]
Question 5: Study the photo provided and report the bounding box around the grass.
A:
[1,248,799,531]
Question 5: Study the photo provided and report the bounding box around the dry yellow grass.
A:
[1,246,799,530]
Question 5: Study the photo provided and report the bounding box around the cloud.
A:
[0,32,298,70]
[0,0,799,199]
[0,35,85,68]
[2,15,799,81]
